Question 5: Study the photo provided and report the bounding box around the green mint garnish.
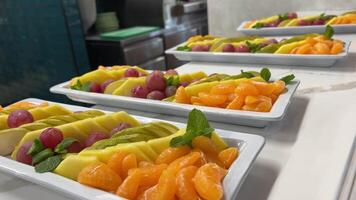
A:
[246,41,262,53]
[32,148,54,165]
[170,109,214,147]
[240,70,255,78]
[280,74,295,84]
[54,138,78,154]
[165,75,180,87]
[252,22,264,29]
[260,68,271,82]
[177,46,192,52]
[324,25,334,39]
[35,155,62,173]
[70,80,91,92]
[27,139,44,156]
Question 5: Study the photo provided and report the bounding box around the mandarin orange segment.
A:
[245,95,259,105]
[156,146,191,165]
[121,153,138,179]
[198,92,227,107]
[296,43,312,54]
[290,47,300,54]
[192,136,223,166]
[137,185,158,200]
[314,42,330,54]
[266,93,278,103]
[176,166,200,200]
[227,93,237,101]
[210,83,236,95]
[107,151,128,175]
[242,104,257,111]
[218,147,239,169]
[167,152,201,175]
[116,169,141,199]
[139,161,155,168]
[190,96,202,105]
[252,81,275,95]
[176,86,190,104]
[192,149,208,167]
[155,170,177,200]
[193,163,227,200]
[235,82,259,96]
[255,100,273,112]
[140,164,168,187]
[78,163,122,192]
[226,95,245,110]
[330,42,343,54]
[272,80,286,95]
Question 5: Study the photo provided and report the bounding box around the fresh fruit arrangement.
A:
[70,66,207,100]
[173,68,295,112]
[5,101,240,199]
[176,26,344,55]
[244,11,356,29]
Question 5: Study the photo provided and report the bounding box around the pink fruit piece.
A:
[110,123,132,136]
[39,128,64,149]
[235,45,250,53]
[147,90,166,100]
[131,85,149,98]
[100,80,114,92]
[124,68,139,77]
[165,69,178,76]
[180,82,189,87]
[298,19,311,26]
[191,45,204,52]
[201,45,211,51]
[85,132,109,147]
[90,83,102,93]
[146,71,166,91]
[165,86,177,97]
[288,12,298,19]
[222,44,235,52]
[312,19,325,25]
[138,72,147,77]
[16,141,33,165]
[7,110,34,128]
[67,141,85,153]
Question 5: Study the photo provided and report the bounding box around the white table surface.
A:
[1,35,356,200]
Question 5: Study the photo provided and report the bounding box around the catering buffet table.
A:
[1,36,356,200]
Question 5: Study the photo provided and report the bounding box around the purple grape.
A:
[165,86,177,97]
[235,45,250,53]
[85,132,109,147]
[7,110,34,128]
[191,45,205,52]
[39,128,64,149]
[223,44,235,52]
[100,79,114,92]
[165,69,178,76]
[90,82,102,93]
[288,12,298,19]
[298,20,312,26]
[201,45,211,52]
[16,141,33,165]
[146,71,167,91]
[312,19,325,25]
[138,72,147,77]
[67,141,85,153]
[110,123,132,136]
[131,85,149,98]
[266,20,280,27]
[124,68,139,77]
[180,82,190,87]
[147,90,166,100]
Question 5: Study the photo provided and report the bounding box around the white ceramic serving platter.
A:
[237,23,356,36]
[0,98,265,200]
[50,80,300,127]
[165,41,350,67]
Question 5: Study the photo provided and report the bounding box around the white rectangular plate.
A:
[237,23,356,36]
[165,42,350,67]
[50,80,299,127]
[0,98,265,200]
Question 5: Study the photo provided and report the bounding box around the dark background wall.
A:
[0,0,90,105]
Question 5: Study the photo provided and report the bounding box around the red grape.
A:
[312,19,325,25]
[146,71,166,91]
[147,90,166,100]
[100,79,114,92]
[191,45,205,51]
[131,85,149,98]
[260,39,278,47]
[180,82,189,87]
[266,20,280,27]
[16,141,33,165]
[235,45,250,53]
[85,132,109,147]
[165,69,178,76]
[39,128,64,149]
[7,110,34,128]
[90,82,102,93]
[298,20,311,26]
[288,12,298,19]
[138,72,147,77]
[110,123,132,136]
[124,68,139,77]
[165,86,177,97]
[223,44,235,52]
[201,45,211,52]
[67,141,85,153]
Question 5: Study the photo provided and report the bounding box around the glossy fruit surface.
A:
[165,69,178,76]
[235,45,250,53]
[16,141,33,165]
[222,44,235,52]
[85,132,109,147]
[147,90,166,100]
[124,68,139,77]
[146,71,166,91]
[39,128,64,149]
[90,82,102,93]
[67,141,85,153]
[156,146,191,165]
[218,147,239,169]
[7,110,34,128]
[165,86,178,97]
[110,123,132,136]
[176,166,200,200]
[131,86,150,98]
[100,79,114,91]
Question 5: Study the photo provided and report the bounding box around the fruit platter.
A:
[237,11,356,36]
[166,28,350,67]
[50,66,299,127]
[0,98,265,200]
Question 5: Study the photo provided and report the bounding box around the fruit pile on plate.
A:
[243,11,356,29]
[3,98,239,199]
[176,27,344,55]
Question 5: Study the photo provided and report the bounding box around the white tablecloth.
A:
[1,35,356,200]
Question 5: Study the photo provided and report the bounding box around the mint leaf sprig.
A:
[170,109,214,147]
[324,25,334,39]
[280,74,295,84]
[70,80,91,92]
